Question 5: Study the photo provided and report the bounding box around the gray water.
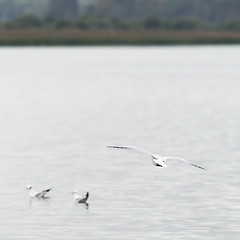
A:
[0,46,239,239]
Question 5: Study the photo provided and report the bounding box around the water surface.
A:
[0,46,240,239]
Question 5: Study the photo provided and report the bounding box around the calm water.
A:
[0,46,240,239]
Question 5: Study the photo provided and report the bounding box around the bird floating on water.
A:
[107,145,207,170]
[72,190,89,204]
[27,185,52,198]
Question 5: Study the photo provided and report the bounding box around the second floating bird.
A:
[72,190,89,204]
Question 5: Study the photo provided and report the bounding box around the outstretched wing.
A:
[36,188,52,198]
[165,156,207,170]
[107,145,154,157]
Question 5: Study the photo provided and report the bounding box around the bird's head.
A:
[26,185,32,190]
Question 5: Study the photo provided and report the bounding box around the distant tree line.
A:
[0,0,240,24]
[1,14,240,31]
[90,0,240,24]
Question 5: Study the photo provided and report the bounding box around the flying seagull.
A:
[27,185,52,198]
[107,145,207,170]
[72,190,89,204]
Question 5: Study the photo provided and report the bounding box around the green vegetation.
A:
[1,15,240,31]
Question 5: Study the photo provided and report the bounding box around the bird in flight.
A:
[107,145,207,170]
[27,185,52,198]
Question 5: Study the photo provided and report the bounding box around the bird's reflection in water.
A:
[74,202,89,210]
[28,196,51,209]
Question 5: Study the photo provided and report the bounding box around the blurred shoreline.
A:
[0,29,240,46]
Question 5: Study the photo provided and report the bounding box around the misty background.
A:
[0,0,240,31]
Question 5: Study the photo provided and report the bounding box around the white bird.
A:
[107,145,207,170]
[27,185,52,198]
[72,190,89,204]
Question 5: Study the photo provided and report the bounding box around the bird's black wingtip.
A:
[107,145,120,149]
[192,164,208,171]
[199,166,208,171]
